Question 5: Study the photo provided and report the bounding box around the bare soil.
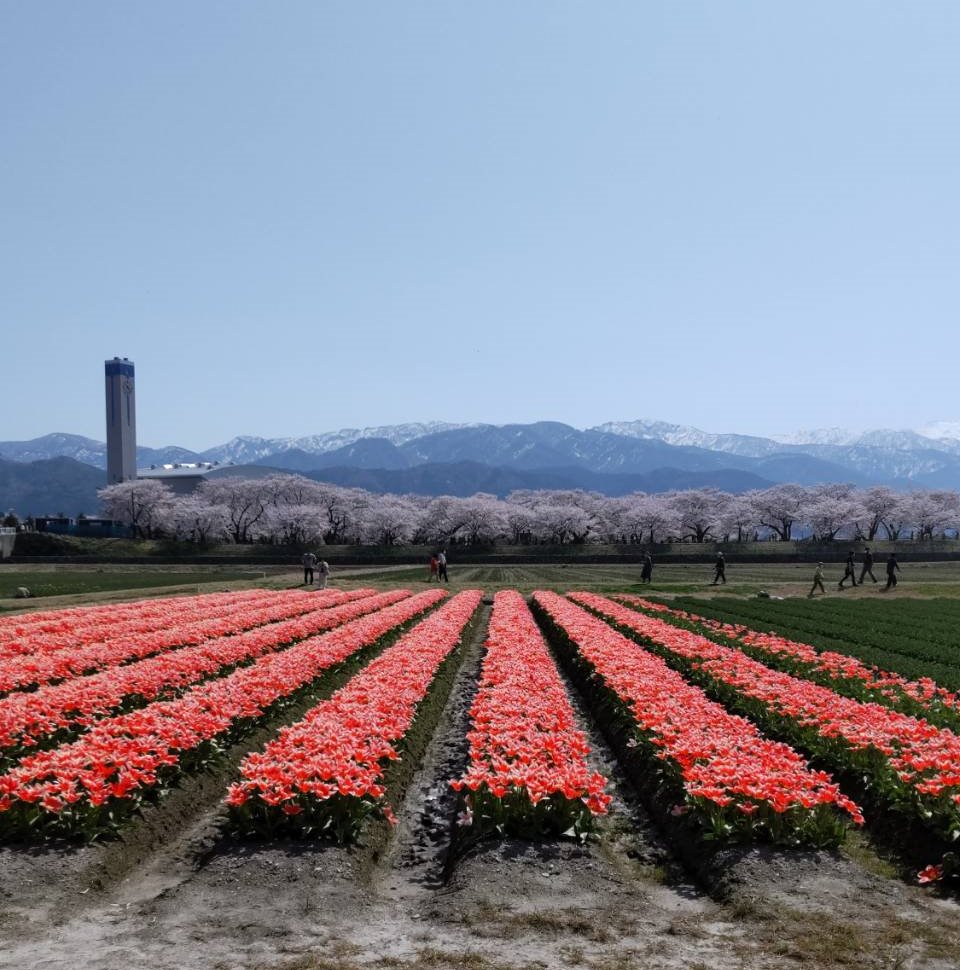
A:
[2,584,959,969]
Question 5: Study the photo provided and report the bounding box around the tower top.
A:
[105,358,135,378]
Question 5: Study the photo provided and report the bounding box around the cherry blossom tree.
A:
[308,484,367,544]
[668,488,730,543]
[505,505,537,544]
[802,485,864,542]
[255,475,328,545]
[411,496,469,546]
[166,495,227,544]
[856,486,902,541]
[630,494,676,545]
[880,499,912,540]
[716,495,758,543]
[908,490,960,540]
[748,484,809,541]
[360,496,419,545]
[197,477,271,544]
[525,491,603,544]
[99,472,960,549]
[596,496,632,543]
[98,480,175,539]
[455,494,508,545]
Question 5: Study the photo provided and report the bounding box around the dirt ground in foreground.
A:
[3,783,957,970]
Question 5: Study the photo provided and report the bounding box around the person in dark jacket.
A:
[859,547,877,584]
[640,553,653,584]
[838,551,858,589]
[884,553,900,590]
[711,552,726,585]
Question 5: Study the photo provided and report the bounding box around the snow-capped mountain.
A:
[0,433,108,466]
[594,419,960,463]
[916,421,960,443]
[200,422,474,465]
[771,426,960,454]
[590,420,783,458]
[8,418,960,493]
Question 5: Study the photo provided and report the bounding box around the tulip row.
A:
[0,587,286,658]
[615,594,960,730]
[451,590,610,839]
[533,591,862,846]
[227,590,483,841]
[0,585,275,640]
[0,589,403,765]
[574,593,960,846]
[0,588,448,840]
[0,589,372,694]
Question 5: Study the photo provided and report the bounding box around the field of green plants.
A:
[0,566,268,601]
[665,596,960,692]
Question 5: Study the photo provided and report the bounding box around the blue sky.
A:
[2,2,958,450]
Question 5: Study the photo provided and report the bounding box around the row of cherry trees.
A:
[97,476,960,546]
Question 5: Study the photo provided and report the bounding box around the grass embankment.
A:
[0,567,265,600]
[6,559,960,616]
[338,560,960,598]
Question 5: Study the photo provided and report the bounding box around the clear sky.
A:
[2,2,958,451]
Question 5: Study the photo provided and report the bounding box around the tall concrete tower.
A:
[105,357,137,484]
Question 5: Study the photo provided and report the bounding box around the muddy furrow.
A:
[375,602,491,896]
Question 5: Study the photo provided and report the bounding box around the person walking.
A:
[711,552,726,585]
[838,551,858,590]
[884,553,900,590]
[437,550,449,583]
[640,552,653,584]
[859,547,878,584]
[429,554,439,582]
[318,559,330,589]
[808,562,826,598]
[301,551,317,585]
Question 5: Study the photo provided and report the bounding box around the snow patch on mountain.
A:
[771,428,866,447]
[200,423,475,464]
[591,420,781,458]
[916,420,960,442]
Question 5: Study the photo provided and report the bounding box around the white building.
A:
[137,462,271,495]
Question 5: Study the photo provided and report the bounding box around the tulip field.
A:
[1,575,959,970]
[1,582,958,863]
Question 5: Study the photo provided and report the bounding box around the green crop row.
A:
[664,597,960,692]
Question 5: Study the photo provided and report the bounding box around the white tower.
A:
[105,357,137,484]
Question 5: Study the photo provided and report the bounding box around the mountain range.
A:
[4,419,960,515]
